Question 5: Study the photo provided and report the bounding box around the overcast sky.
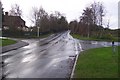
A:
[1,0,119,29]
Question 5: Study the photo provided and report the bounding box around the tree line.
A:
[30,7,68,34]
[1,0,119,40]
[69,2,120,41]
[1,2,69,36]
[69,2,107,38]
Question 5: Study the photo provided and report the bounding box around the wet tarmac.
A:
[0,31,81,78]
[0,31,120,78]
[78,39,120,51]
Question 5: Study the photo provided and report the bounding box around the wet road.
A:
[0,31,120,78]
[78,39,120,51]
[0,31,81,78]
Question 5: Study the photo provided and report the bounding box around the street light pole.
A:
[37,27,40,37]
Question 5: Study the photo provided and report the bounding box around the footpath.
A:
[0,39,29,53]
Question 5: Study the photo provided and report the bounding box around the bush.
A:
[100,33,115,41]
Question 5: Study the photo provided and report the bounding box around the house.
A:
[2,12,29,31]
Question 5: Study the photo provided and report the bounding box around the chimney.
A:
[5,12,8,16]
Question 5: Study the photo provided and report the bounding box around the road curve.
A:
[0,31,81,78]
[1,31,119,79]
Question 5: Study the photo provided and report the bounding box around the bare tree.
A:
[80,7,94,38]
[91,2,105,26]
[30,6,68,34]
[30,7,47,26]
[99,3,105,26]
[30,7,39,26]
[106,19,110,29]
[30,7,50,33]
[91,2,98,25]
[90,2,106,38]
[9,4,22,17]
[69,2,106,38]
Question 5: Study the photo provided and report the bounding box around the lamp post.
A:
[37,27,40,37]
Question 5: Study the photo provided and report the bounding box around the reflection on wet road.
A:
[0,31,120,78]
[0,31,81,78]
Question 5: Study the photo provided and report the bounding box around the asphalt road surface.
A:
[0,31,120,78]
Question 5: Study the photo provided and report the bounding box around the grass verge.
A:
[74,46,119,78]
[0,38,17,46]
[0,33,52,46]
[71,34,118,42]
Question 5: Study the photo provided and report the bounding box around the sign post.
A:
[112,41,115,53]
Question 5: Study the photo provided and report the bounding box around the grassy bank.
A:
[0,38,17,46]
[74,46,119,78]
[71,34,119,42]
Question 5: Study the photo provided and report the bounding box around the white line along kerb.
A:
[70,39,83,78]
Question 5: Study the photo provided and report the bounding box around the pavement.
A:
[1,40,29,53]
